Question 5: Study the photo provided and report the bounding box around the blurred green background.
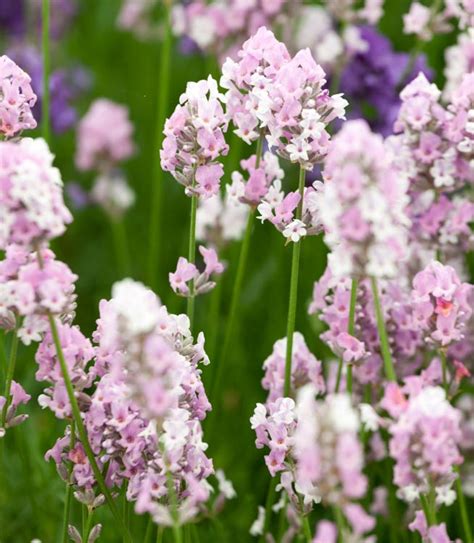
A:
[0,1,461,541]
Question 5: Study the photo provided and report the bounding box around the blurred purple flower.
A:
[0,0,25,36]
[340,26,432,136]
[66,182,91,210]
[0,0,76,39]
[7,44,90,133]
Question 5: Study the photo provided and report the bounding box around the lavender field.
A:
[0,0,474,542]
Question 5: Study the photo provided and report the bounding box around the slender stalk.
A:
[259,477,277,543]
[147,0,173,288]
[186,193,198,332]
[61,421,76,543]
[156,526,164,543]
[346,278,358,396]
[420,494,436,527]
[370,277,396,382]
[1,324,19,427]
[439,349,448,393]
[301,516,312,542]
[83,507,94,543]
[333,506,345,543]
[283,166,306,397]
[111,217,130,277]
[334,278,359,395]
[210,135,264,403]
[41,0,50,143]
[335,358,344,393]
[144,517,154,543]
[454,467,473,543]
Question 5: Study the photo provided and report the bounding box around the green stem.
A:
[111,217,130,277]
[210,134,264,404]
[370,277,396,382]
[83,507,94,542]
[335,358,343,393]
[439,349,448,393]
[1,325,19,427]
[144,517,154,543]
[147,0,173,289]
[156,526,164,543]
[346,278,359,396]
[283,166,306,398]
[333,506,345,543]
[454,467,473,543]
[259,477,277,543]
[186,193,198,332]
[61,421,76,543]
[301,516,312,542]
[420,494,436,527]
[42,0,50,144]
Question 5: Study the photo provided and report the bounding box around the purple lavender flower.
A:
[340,26,432,136]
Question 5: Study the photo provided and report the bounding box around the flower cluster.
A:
[0,54,37,137]
[387,386,463,506]
[393,73,474,193]
[316,119,410,279]
[225,27,348,168]
[75,98,136,219]
[261,333,325,403]
[411,260,472,347]
[0,137,72,249]
[169,246,224,297]
[172,0,297,62]
[75,98,135,172]
[0,245,77,344]
[294,385,368,508]
[44,279,221,526]
[160,76,228,198]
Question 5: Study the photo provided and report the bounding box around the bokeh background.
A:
[0,1,467,541]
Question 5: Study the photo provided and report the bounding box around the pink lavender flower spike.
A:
[0,245,77,344]
[261,332,325,403]
[263,48,348,170]
[0,138,72,250]
[169,246,224,297]
[220,26,291,144]
[387,386,463,507]
[0,55,37,138]
[411,260,472,347]
[316,119,410,279]
[75,98,135,172]
[294,385,367,507]
[160,76,228,198]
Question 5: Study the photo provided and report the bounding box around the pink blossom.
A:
[0,55,37,138]
[75,98,135,171]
